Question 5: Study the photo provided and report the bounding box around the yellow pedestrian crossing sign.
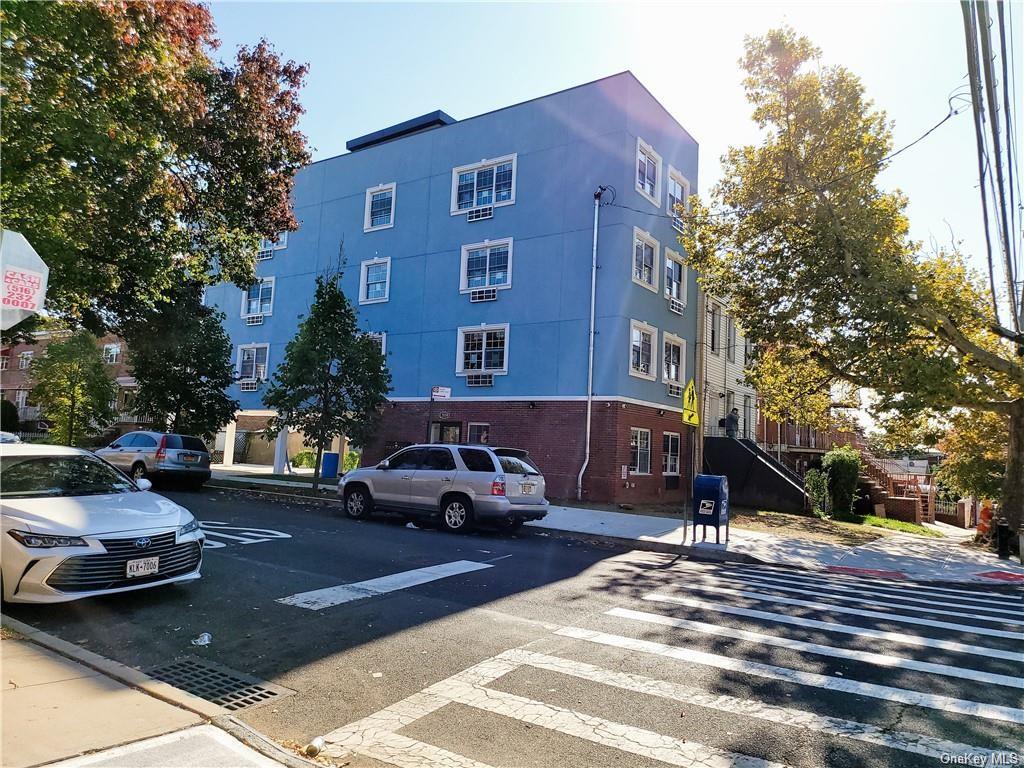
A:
[681,379,700,427]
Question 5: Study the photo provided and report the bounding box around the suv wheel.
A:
[440,496,474,533]
[131,463,147,481]
[344,486,374,520]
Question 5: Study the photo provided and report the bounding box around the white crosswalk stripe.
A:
[317,565,1022,767]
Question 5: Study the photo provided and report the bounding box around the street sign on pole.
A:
[681,379,700,427]
[1,230,48,331]
[431,386,452,400]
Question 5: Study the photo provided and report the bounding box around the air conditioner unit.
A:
[467,206,493,222]
[246,314,264,326]
[666,383,683,398]
[469,288,498,302]
[668,297,685,315]
[467,373,494,387]
[240,381,258,392]
[256,250,274,262]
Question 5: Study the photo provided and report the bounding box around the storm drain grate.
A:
[145,657,294,711]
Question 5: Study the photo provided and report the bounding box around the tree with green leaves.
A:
[30,332,115,445]
[263,274,391,490]
[935,411,1007,502]
[1,0,309,333]
[122,284,239,439]
[681,27,1024,530]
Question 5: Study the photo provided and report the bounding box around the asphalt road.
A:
[6,487,1023,768]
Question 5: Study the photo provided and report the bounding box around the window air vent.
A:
[467,206,493,222]
[245,315,264,326]
[240,381,259,392]
[466,374,494,387]
[666,383,682,398]
[668,297,685,315]
[469,288,498,303]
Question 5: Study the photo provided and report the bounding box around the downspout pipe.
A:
[577,186,606,501]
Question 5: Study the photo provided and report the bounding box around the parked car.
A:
[95,431,211,488]
[1,443,204,604]
[0,431,22,443]
[338,444,548,533]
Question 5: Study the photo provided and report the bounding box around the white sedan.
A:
[1,443,204,604]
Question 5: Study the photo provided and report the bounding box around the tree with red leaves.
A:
[0,1,310,331]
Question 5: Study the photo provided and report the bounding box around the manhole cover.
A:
[145,657,294,711]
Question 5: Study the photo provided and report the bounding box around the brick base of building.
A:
[362,399,694,505]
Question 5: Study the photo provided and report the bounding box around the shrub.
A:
[803,468,830,518]
[822,445,861,516]
[0,399,19,432]
[343,450,361,473]
[292,450,316,468]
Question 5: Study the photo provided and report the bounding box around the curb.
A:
[0,616,226,720]
[213,715,321,768]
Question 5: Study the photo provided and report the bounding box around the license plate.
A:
[520,483,535,495]
[182,454,198,463]
[126,557,159,578]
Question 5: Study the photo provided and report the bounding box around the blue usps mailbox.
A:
[692,474,729,544]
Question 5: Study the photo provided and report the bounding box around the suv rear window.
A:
[458,448,496,473]
[163,435,182,449]
[497,455,539,475]
[179,436,208,452]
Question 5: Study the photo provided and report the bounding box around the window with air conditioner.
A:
[665,248,687,309]
[359,257,391,305]
[630,320,657,380]
[667,166,690,232]
[450,155,516,214]
[257,232,288,260]
[629,427,651,475]
[457,324,508,376]
[635,138,661,207]
[460,239,512,293]
[632,228,659,293]
[242,278,274,318]
[364,183,396,232]
[238,344,269,382]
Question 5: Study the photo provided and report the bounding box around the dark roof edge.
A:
[346,110,456,152]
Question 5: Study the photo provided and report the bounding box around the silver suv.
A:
[338,444,548,533]
[95,431,212,488]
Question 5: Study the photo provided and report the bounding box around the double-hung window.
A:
[664,248,687,306]
[238,344,269,381]
[727,315,737,363]
[258,232,288,261]
[451,155,517,213]
[360,257,391,304]
[632,228,659,292]
[18,352,32,370]
[636,138,661,206]
[629,427,651,475]
[710,304,722,355]
[630,320,657,380]
[457,324,508,375]
[0,356,8,371]
[663,333,685,386]
[103,343,121,364]
[364,183,396,232]
[461,239,512,292]
[663,432,681,475]
[667,166,690,232]
[242,278,274,317]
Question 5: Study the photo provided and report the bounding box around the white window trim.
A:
[449,153,517,215]
[629,319,658,381]
[710,303,722,356]
[103,343,121,364]
[631,227,660,294]
[664,247,688,306]
[241,276,276,318]
[467,422,490,444]
[459,238,514,293]
[662,332,686,385]
[635,137,662,207]
[359,257,391,305]
[258,232,288,256]
[363,182,396,232]
[629,426,652,476]
[667,165,691,219]
[18,352,32,369]
[726,314,737,363]
[237,343,270,382]
[456,323,510,376]
[366,331,387,357]
[663,431,682,476]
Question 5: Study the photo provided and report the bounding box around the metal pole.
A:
[424,393,434,443]
[576,186,604,500]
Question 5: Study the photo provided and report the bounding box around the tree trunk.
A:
[312,440,324,493]
[1001,400,1024,532]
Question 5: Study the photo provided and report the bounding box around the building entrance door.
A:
[430,421,462,444]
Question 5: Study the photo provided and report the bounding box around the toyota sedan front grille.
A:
[46,536,201,593]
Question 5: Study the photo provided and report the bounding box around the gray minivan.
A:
[337,444,548,533]
[95,431,212,488]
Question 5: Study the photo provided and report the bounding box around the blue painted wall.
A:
[207,72,700,410]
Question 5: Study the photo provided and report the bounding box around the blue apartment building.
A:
[206,71,700,502]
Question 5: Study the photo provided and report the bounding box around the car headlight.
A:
[8,530,89,548]
[178,518,201,536]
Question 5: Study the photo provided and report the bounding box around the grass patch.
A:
[834,513,944,537]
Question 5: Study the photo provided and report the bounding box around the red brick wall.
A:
[364,399,694,505]
[884,496,921,523]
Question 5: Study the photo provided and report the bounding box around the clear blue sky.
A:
[210,1,987,278]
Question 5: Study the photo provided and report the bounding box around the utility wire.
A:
[998,0,1023,324]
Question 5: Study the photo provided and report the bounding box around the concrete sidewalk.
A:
[528,504,1024,584]
[0,628,301,768]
